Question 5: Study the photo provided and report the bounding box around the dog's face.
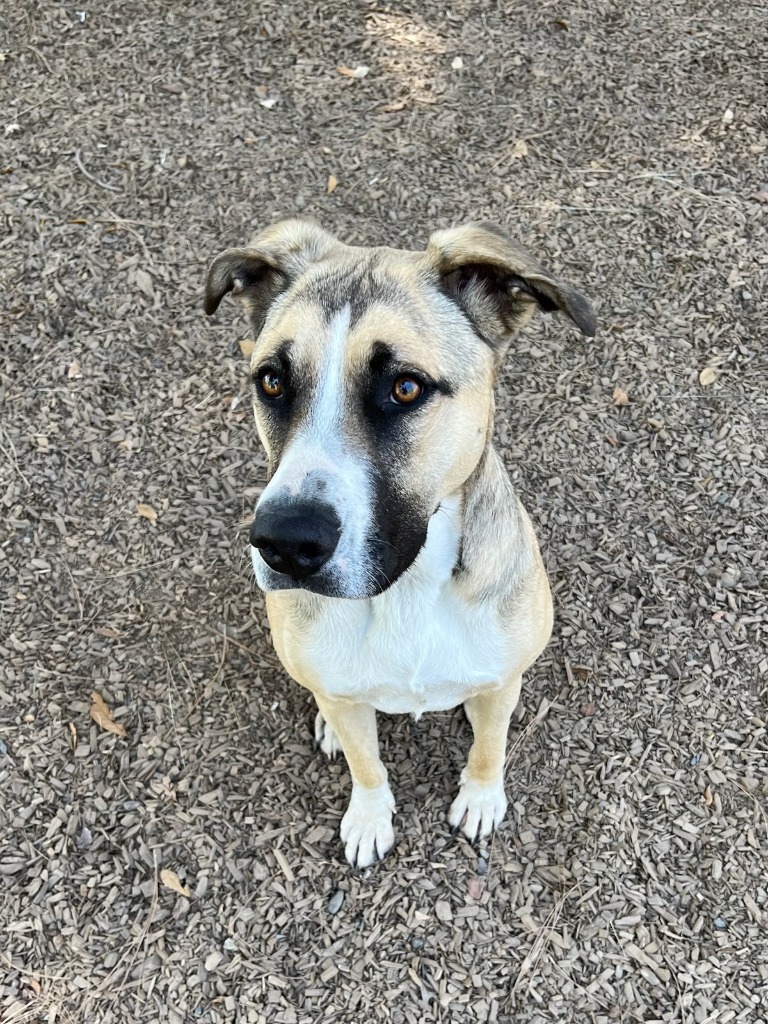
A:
[205,221,595,598]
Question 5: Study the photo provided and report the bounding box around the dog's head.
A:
[205,219,596,598]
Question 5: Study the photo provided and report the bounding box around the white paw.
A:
[315,711,341,759]
[340,782,396,868]
[448,774,507,842]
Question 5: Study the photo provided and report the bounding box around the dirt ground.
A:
[1,2,767,1022]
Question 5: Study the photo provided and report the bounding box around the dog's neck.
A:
[452,441,533,602]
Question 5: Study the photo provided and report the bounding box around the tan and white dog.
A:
[205,220,596,868]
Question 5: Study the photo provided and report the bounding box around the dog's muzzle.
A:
[250,501,342,581]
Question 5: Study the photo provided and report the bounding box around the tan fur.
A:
[205,219,596,867]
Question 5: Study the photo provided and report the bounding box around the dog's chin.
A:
[251,549,422,600]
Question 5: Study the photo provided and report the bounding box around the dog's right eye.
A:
[391,375,423,405]
[257,369,284,399]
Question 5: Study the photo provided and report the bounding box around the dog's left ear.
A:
[427,223,597,350]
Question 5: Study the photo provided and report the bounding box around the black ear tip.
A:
[578,307,598,337]
[563,290,597,337]
[579,312,598,337]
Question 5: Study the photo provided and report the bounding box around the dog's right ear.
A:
[204,248,284,317]
[204,218,338,333]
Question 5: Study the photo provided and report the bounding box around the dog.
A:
[204,219,596,867]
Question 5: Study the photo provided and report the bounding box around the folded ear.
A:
[427,223,597,350]
[204,218,339,334]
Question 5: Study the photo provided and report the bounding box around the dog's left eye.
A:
[258,369,284,399]
[391,375,423,405]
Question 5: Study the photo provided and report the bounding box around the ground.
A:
[1,2,767,1023]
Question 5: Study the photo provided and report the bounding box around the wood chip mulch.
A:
[1,2,766,1022]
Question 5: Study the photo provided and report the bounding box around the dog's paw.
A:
[314,711,342,759]
[340,782,396,869]
[448,775,507,842]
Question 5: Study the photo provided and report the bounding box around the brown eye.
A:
[260,370,283,398]
[391,375,423,405]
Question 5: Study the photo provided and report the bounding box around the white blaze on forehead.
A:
[265,303,355,497]
[308,304,352,440]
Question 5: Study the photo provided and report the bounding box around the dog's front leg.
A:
[313,694,395,868]
[449,674,523,841]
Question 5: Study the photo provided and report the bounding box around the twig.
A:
[24,44,54,76]
[513,884,577,993]
[58,555,84,622]
[99,206,157,267]
[205,625,230,698]
[0,428,31,488]
[100,851,160,1003]
[506,697,551,771]
[74,149,122,193]
[629,171,739,206]
[205,624,261,665]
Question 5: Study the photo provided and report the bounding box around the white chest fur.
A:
[274,495,513,715]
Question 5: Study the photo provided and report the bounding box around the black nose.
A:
[250,502,342,579]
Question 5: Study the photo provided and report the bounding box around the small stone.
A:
[435,900,453,922]
[713,917,727,930]
[328,890,344,915]
[76,827,93,850]
[204,951,223,972]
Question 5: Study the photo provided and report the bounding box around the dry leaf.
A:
[378,100,406,113]
[327,174,338,194]
[337,65,369,78]
[28,978,41,996]
[151,776,177,802]
[467,875,485,900]
[750,190,768,204]
[238,338,255,357]
[582,702,597,717]
[90,692,127,737]
[133,268,154,300]
[509,139,528,160]
[704,785,713,807]
[612,386,629,407]
[67,361,82,380]
[136,502,158,524]
[95,626,123,638]
[699,367,718,386]
[68,721,77,753]
[553,17,570,30]
[160,868,190,897]
[451,56,464,70]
